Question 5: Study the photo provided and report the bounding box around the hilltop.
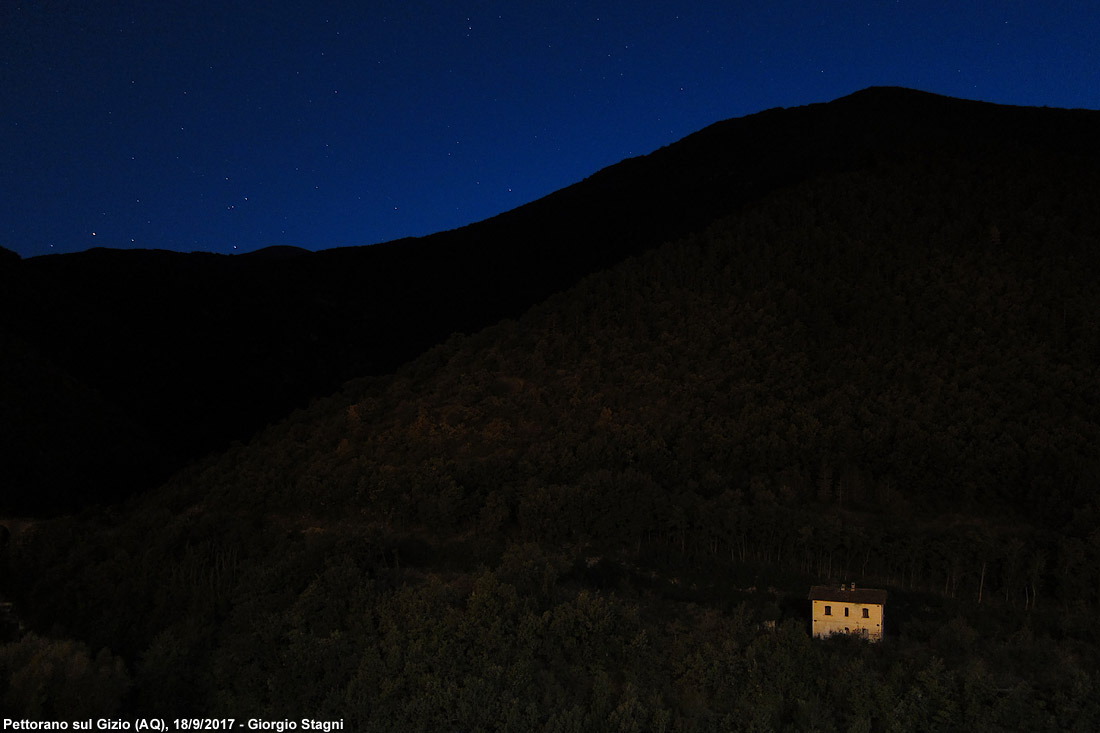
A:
[6,86,1098,514]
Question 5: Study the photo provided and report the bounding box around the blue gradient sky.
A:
[2,1,1097,258]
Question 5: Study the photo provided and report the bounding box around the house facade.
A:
[808,583,887,641]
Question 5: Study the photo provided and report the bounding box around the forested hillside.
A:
[6,86,1096,516]
[4,89,1100,728]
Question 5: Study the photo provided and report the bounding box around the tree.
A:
[0,634,130,717]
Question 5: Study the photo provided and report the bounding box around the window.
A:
[862,608,870,618]
[824,605,831,616]
[844,607,849,617]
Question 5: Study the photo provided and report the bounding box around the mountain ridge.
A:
[3,86,1098,514]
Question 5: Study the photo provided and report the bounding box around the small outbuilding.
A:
[808,583,886,641]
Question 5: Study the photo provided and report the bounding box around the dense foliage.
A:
[4,91,1100,727]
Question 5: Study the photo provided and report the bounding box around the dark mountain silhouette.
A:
[0,328,164,508]
[5,87,1100,725]
[2,86,1098,517]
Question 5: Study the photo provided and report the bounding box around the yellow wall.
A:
[810,599,883,641]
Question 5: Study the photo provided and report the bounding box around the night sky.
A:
[2,1,1097,259]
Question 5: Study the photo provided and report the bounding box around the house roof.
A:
[808,585,887,604]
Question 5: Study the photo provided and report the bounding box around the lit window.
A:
[862,608,870,618]
[824,605,831,616]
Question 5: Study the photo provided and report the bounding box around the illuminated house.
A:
[808,583,886,641]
